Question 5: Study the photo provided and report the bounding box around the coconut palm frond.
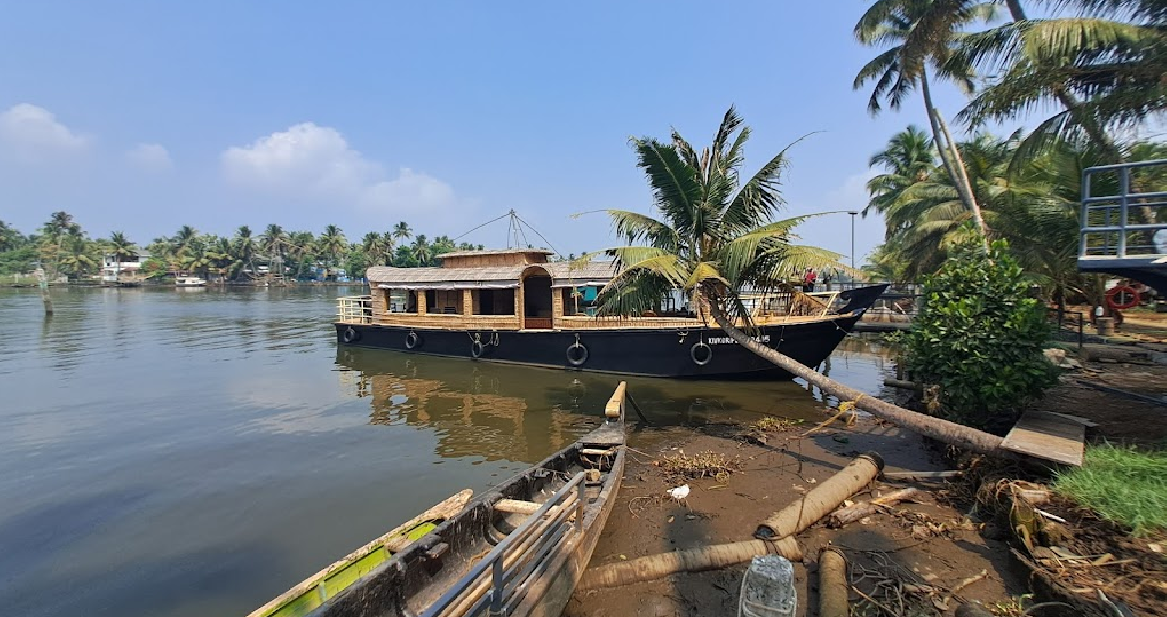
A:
[605,210,680,248]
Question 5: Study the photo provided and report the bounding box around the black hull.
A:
[335,314,863,380]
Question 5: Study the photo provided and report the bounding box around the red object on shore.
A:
[1106,285,1140,310]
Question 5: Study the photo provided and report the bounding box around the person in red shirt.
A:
[803,268,816,293]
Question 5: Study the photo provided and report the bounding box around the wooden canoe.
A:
[288,381,628,617]
[249,489,474,617]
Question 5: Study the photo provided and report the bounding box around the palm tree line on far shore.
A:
[0,216,493,281]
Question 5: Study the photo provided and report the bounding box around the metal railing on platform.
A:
[1078,159,1167,264]
[337,295,372,324]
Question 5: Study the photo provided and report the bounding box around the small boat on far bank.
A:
[175,276,207,287]
[249,382,628,617]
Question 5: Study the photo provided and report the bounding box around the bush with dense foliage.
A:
[904,237,1056,431]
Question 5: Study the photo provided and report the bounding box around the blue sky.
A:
[0,1,992,266]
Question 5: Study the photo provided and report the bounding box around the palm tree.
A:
[381,231,397,265]
[172,225,198,252]
[0,220,22,252]
[260,223,288,278]
[411,234,432,266]
[319,225,347,269]
[361,231,386,267]
[595,107,1005,453]
[234,226,256,278]
[208,236,241,281]
[107,231,137,281]
[181,237,214,280]
[853,0,995,239]
[392,221,412,242]
[58,226,97,277]
[955,0,1166,164]
[865,125,937,228]
[40,211,78,277]
[286,231,316,277]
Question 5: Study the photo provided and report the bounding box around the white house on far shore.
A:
[102,251,150,281]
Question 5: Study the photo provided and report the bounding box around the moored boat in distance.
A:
[335,248,887,379]
[175,275,207,287]
[251,381,628,617]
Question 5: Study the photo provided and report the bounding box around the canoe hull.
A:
[305,391,628,617]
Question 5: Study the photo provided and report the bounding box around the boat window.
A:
[473,289,515,316]
[425,290,464,314]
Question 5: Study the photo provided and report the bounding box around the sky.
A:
[0,1,999,267]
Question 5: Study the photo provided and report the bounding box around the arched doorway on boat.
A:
[521,266,553,329]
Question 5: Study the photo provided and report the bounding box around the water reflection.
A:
[334,333,900,462]
[336,348,597,462]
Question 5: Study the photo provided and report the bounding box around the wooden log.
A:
[495,499,541,515]
[576,537,803,591]
[818,548,849,617]
[755,453,884,539]
[883,378,923,392]
[827,488,922,528]
[882,470,961,480]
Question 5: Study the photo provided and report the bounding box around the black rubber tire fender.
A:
[566,341,589,367]
[691,341,712,366]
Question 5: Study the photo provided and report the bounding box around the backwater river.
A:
[0,286,896,617]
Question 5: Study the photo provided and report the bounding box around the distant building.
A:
[102,251,150,281]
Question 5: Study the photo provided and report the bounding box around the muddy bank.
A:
[567,418,1026,616]
[568,351,1167,616]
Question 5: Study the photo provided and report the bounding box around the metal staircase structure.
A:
[1078,159,1167,291]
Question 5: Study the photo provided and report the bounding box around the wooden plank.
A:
[1001,410,1085,466]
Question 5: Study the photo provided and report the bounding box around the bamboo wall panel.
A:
[372,314,520,330]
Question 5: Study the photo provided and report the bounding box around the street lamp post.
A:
[847,211,859,278]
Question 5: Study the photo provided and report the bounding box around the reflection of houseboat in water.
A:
[336,249,886,380]
[336,347,596,462]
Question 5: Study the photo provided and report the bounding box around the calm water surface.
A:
[0,286,895,617]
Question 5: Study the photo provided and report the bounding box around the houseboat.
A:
[335,249,887,379]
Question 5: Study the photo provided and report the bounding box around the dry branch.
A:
[827,488,924,528]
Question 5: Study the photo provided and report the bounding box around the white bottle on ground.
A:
[738,555,797,617]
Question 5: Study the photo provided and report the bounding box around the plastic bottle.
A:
[737,555,797,617]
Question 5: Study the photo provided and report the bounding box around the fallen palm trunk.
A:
[756,453,884,539]
[576,537,802,591]
[827,487,923,528]
[818,548,849,617]
[708,309,1007,455]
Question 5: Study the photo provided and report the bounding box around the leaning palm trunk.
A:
[707,307,1006,455]
[921,71,990,244]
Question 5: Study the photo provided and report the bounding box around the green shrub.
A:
[904,238,1056,430]
[1055,444,1167,535]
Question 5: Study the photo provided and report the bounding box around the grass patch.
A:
[1053,443,1167,535]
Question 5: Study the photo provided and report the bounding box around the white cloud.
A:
[221,122,462,214]
[0,103,91,162]
[126,143,172,171]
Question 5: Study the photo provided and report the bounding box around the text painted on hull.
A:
[706,335,771,345]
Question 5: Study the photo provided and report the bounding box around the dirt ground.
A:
[566,420,1026,617]
[567,350,1167,617]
